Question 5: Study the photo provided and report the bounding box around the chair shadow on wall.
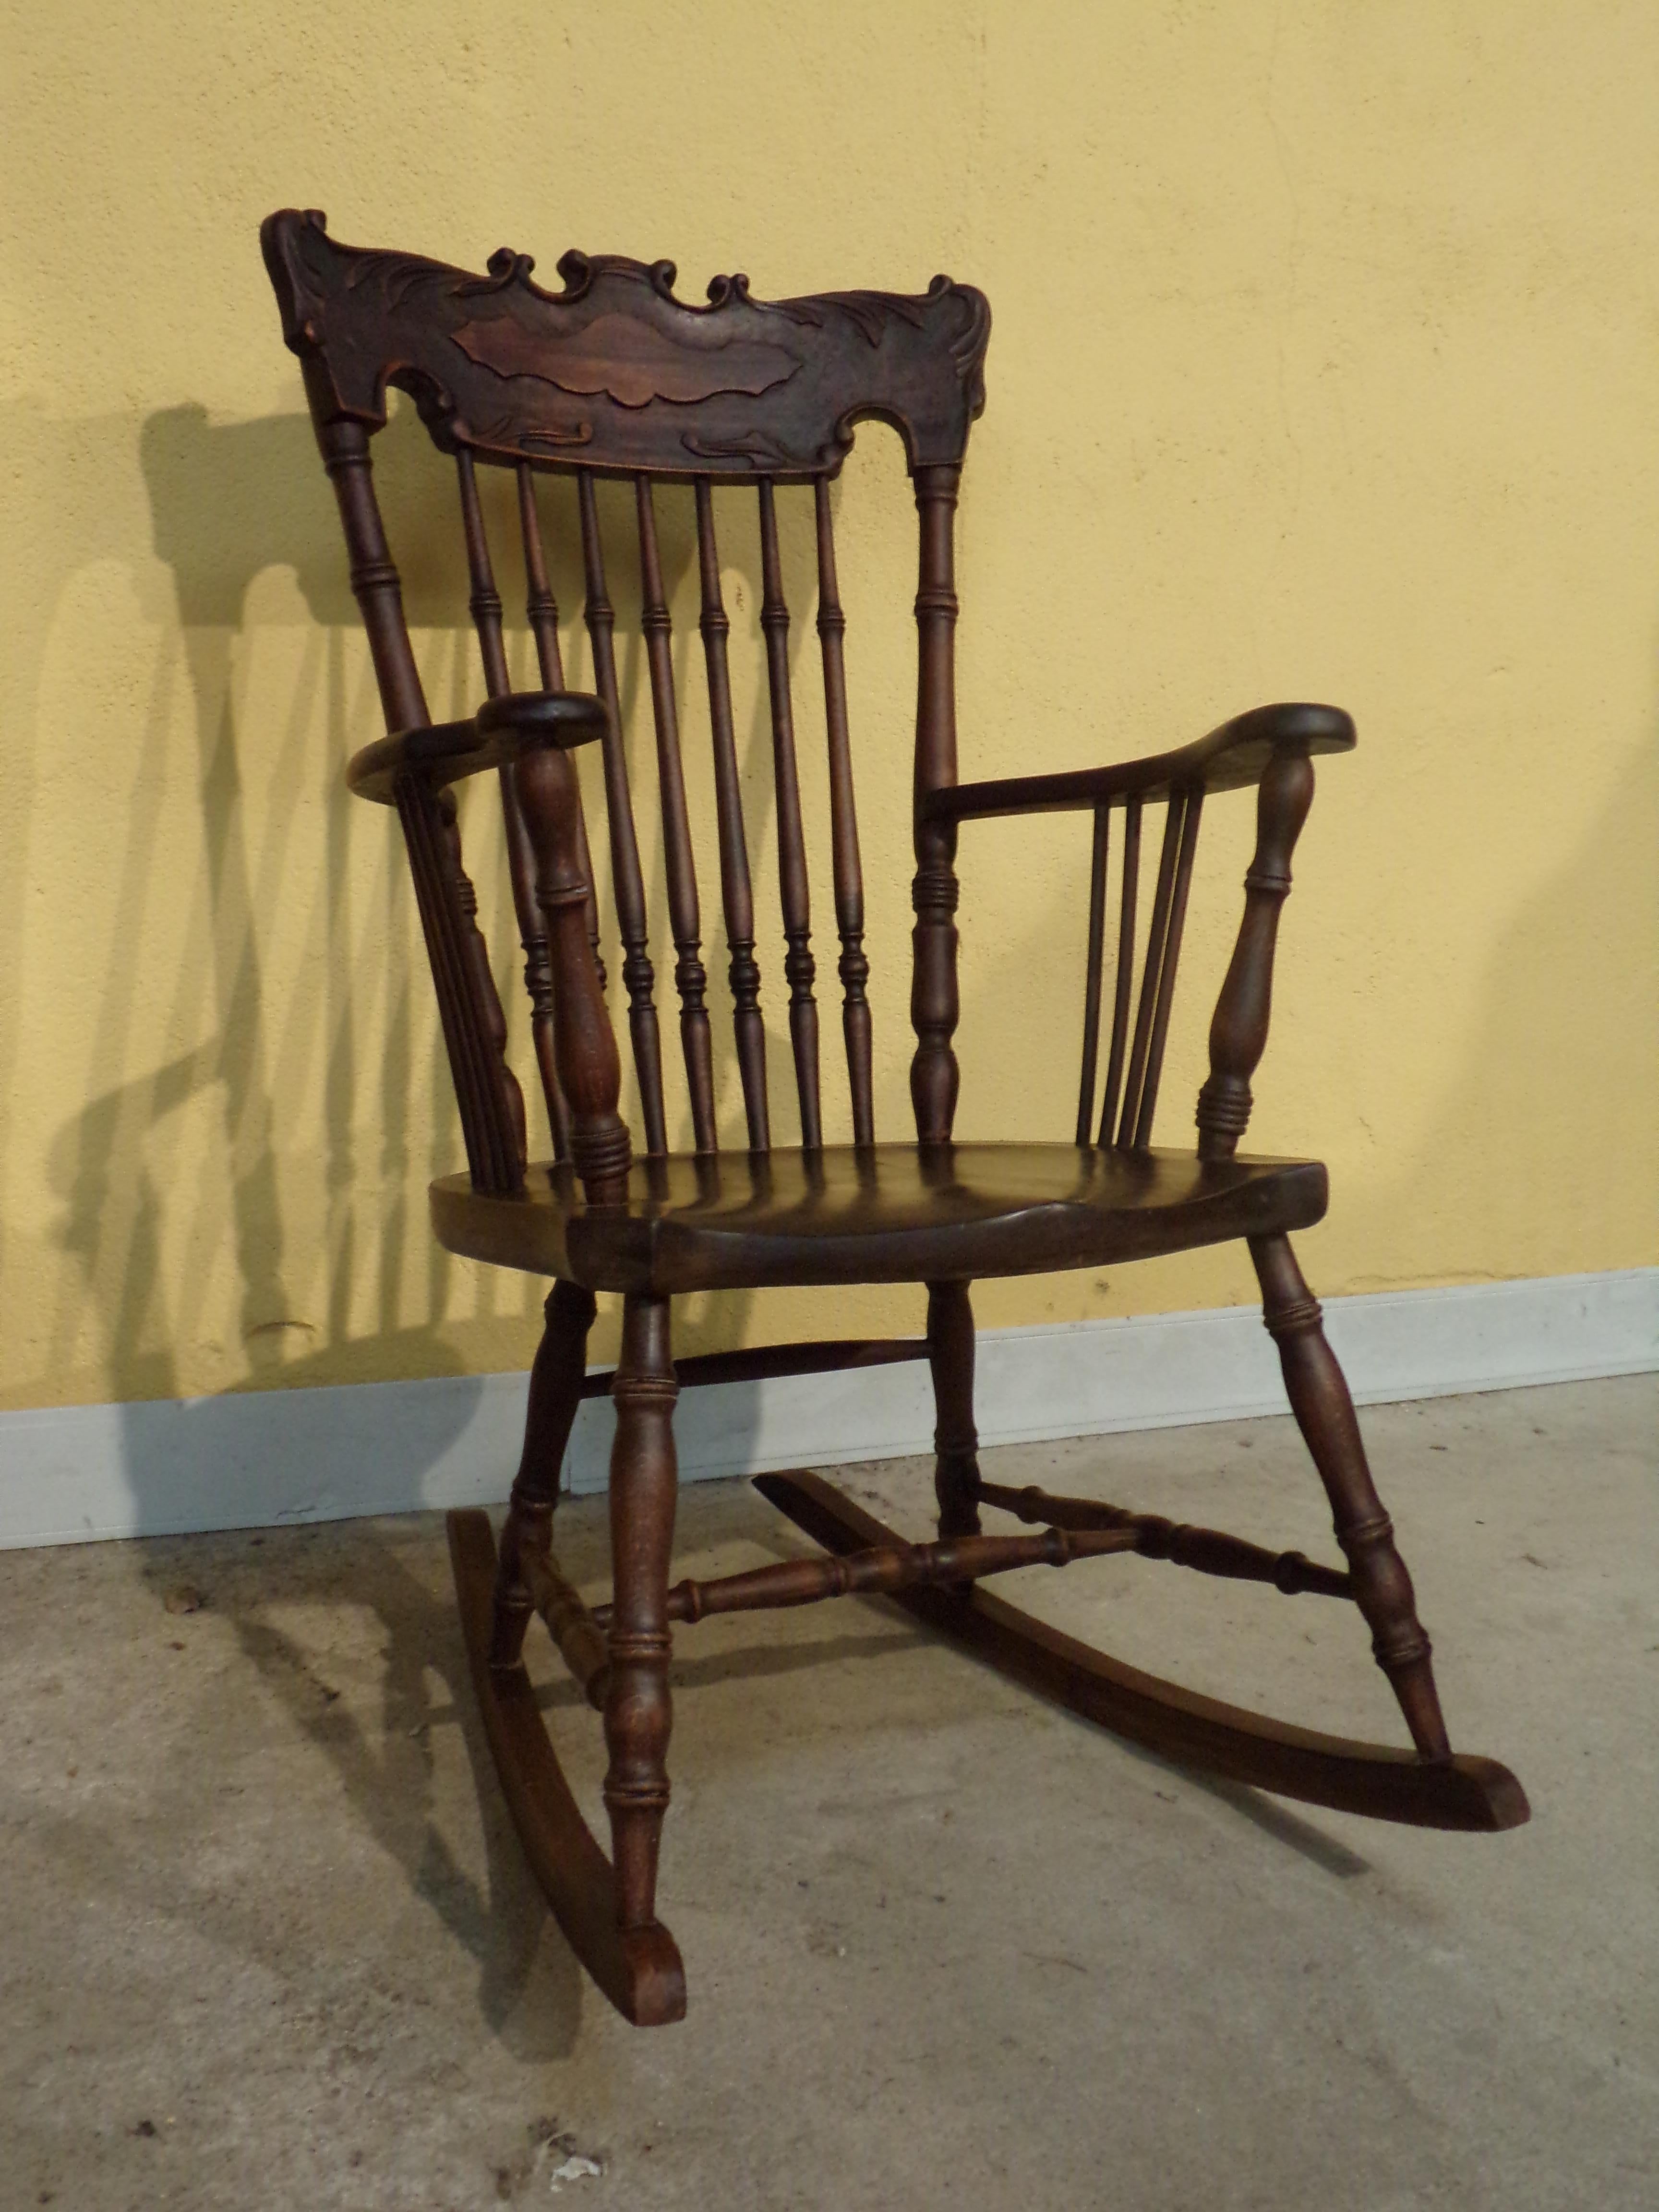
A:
[46,397,829,2046]
[17,399,564,2044]
[132,397,592,2047]
[8,404,572,2035]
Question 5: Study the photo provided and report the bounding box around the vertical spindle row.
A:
[1075,806,1110,1147]
[517,464,604,998]
[578,469,668,1156]
[1130,786,1202,1148]
[516,463,565,688]
[814,482,875,1145]
[316,418,518,1193]
[636,478,717,1152]
[1096,795,1141,1147]
[457,452,511,695]
[695,482,770,1150]
[1116,794,1183,1147]
[458,455,567,1158]
[757,479,822,1150]
[1115,787,1203,1150]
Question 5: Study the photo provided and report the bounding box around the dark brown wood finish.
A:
[1252,1233,1451,1760]
[517,463,566,686]
[580,1334,926,1397]
[265,212,1526,2031]
[395,775,524,1194]
[490,1278,597,1667]
[1098,794,1142,1145]
[1075,806,1110,1148]
[524,1545,611,1709]
[604,1520,1139,1625]
[928,1279,981,1539]
[757,1473,1526,1832]
[1198,746,1315,1159]
[518,462,605,1006]
[815,480,876,1144]
[909,464,963,1144]
[578,470,668,1156]
[438,786,530,1173]
[1116,794,1185,1147]
[971,1475,1353,1598]
[757,479,823,1149]
[694,481,769,1149]
[1130,786,1203,1149]
[636,477,717,1151]
[429,1142,1331,1293]
[261,210,990,479]
[451,1508,686,2024]
[604,1294,679,1934]
[510,741,631,1206]
[457,451,568,1158]
[305,403,525,1192]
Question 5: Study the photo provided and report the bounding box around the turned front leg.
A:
[929,1280,981,1538]
[1251,1234,1451,1760]
[491,1279,597,1670]
[604,1293,679,1932]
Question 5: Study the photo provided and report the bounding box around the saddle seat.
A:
[431,1142,1328,1294]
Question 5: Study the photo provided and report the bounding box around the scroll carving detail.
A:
[261,209,990,477]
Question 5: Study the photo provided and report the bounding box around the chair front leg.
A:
[1250,1233,1451,1761]
[491,1278,598,1669]
[605,1292,679,1933]
[928,1279,982,1538]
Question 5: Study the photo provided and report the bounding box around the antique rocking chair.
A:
[261,209,1528,2027]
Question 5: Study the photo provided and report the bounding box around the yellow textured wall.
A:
[2,2,1655,1411]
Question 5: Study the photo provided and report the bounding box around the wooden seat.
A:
[261,208,1527,2030]
[431,1143,1329,1292]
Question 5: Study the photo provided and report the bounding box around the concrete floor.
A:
[1,1375,1654,2212]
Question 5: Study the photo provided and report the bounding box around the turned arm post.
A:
[512,744,632,1205]
[1195,745,1316,1161]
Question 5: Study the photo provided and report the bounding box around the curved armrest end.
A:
[347,689,609,804]
[929,700,1355,824]
[475,690,609,746]
[1201,701,1355,793]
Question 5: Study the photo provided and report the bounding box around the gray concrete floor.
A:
[2,1375,1655,2212]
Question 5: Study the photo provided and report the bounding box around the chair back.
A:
[262,210,991,1187]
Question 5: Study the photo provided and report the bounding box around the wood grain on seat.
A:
[430,1142,1327,1292]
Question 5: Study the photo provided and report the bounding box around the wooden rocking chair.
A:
[261,210,1528,2026]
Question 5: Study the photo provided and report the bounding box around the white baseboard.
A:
[2,1267,1653,1549]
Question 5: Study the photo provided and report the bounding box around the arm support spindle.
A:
[512,743,633,1206]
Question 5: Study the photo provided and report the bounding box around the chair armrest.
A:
[346,689,608,805]
[922,701,1354,826]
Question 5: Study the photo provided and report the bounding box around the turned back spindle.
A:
[461,457,924,1161]
[262,211,991,1181]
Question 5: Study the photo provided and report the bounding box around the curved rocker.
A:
[755,1472,1529,1834]
[448,1508,686,2026]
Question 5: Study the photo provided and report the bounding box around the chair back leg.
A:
[1250,1233,1452,1761]
[928,1279,982,1538]
[605,1292,680,1932]
[491,1279,597,1669]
